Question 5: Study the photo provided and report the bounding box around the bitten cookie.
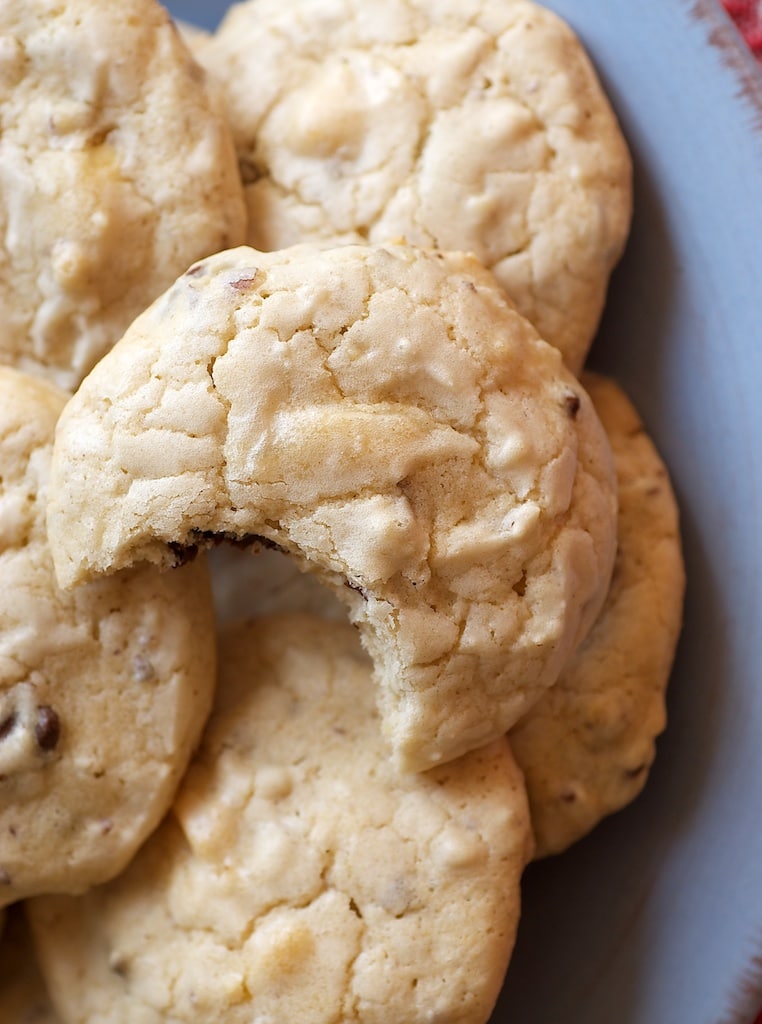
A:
[0,367,216,905]
[28,614,533,1024]
[510,373,685,856]
[199,0,632,372]
[0,0,246,390]
[47,243,617,771]
[210,377,684,857]
[0,906,59,1024]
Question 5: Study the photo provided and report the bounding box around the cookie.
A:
[0,367,216,905]
[199,0,632,372]
[47,242,617,771]
[0,905,59,1024]
[0,0,246,391]
[28,613,533,1024]
[509,373,685,856]
[211,375,684,857]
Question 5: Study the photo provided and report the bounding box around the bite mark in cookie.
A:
[47,243,617,771]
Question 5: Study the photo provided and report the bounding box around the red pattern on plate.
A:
[721,0,762,59]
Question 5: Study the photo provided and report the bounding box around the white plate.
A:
[165,3,762,1021]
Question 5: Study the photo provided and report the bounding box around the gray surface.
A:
[167,2,762,1021]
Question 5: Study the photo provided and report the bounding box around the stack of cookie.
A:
[0,1,684,1022]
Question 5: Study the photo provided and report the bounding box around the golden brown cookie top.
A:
[28,614,532,1024]
[201,0,632,371]
[0,0,246,390]
[0,367,216,905]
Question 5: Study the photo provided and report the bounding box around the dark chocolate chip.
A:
[238,157,260,185]
[0,712,17,743]
[167,541,199,567]
[344,580,369,600]
[35,706,60,752]
[563,392,581,419]
[512,571,528,597]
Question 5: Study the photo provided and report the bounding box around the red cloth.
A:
[721,0,762,59]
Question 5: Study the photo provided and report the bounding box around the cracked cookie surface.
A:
[0,367,216,905]
[209,376,684,857]
[209,375,684,859]
[28,613,533,1024]
[0,0,246,391]
[199,0,632,372]
[47,243,617,771]
[510,373,685,856]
